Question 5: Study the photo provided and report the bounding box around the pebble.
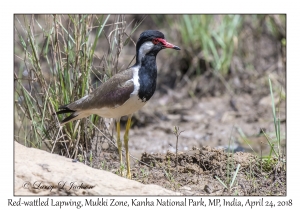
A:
[102,142,109,150]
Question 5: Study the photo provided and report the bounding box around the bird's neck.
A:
[134,54,158,102]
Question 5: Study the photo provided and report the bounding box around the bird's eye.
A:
[152,38,159,45]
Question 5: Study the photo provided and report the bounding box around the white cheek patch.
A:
[138,41,154,64]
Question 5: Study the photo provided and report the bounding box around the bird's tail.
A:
[54,105,79,125]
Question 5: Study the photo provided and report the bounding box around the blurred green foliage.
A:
[152,14,285,77]
[179,15,242,75]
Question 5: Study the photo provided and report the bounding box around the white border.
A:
[3,0,299,209]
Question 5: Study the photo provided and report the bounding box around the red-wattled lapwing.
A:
[55,30,180,178]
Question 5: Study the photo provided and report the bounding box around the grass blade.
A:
[230,164,240,188]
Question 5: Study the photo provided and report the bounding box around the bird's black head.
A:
[136,30,165,50]
[135,30,180,65]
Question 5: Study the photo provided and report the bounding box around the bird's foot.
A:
[127,171,132,179]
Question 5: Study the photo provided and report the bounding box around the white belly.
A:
[91,94,146,119]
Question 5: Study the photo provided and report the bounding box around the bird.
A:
[55,30,180,179]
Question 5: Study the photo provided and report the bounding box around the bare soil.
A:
[137,147,286,196]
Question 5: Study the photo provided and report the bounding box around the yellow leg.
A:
[116,119,122,165]
[124,115,132,179]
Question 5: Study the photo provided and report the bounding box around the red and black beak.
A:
[158,38,181,50]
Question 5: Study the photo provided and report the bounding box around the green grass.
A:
[215,130,241,191]
[14,14,142,160]
[152,15,242,76]
[220,76,286,190]
[215,164,240,190]
[237,75,285,173]
[258,76,285,171]
[15,14,108,154]
[179,15,242,76]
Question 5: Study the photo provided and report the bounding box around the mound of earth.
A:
[133,146,286,196]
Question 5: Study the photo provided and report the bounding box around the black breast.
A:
[138,55,157,102]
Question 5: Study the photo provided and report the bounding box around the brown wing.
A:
[66,69,134,111]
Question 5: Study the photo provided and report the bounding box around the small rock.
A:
[180,186,191,191]
[182,114,204,122]
[259,94,280,107]
[179,186,194,195]
[101,142,109,150]
[166,114,181,120]
[206,110,215,116]
[221,111,235,123]
[204,184,213,194]
[22,69,29,77]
